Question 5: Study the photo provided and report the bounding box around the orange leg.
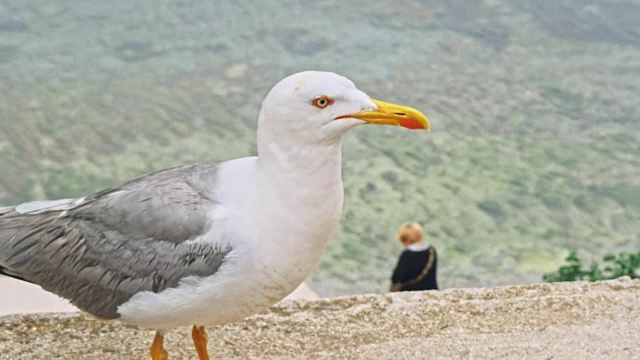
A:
[192,325,211,360]
[149,331,168,360]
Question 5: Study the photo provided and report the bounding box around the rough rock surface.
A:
[1,278,638,359]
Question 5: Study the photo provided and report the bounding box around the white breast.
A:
[117,155,343,331]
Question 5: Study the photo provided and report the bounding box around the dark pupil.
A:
[319,99,326,105]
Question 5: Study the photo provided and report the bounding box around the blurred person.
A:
[390,222,438,292]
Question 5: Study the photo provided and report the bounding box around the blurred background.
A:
[0,0,638,299]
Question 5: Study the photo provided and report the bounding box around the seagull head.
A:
[257,71,429,146]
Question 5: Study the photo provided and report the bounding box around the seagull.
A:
[0,71,429,359]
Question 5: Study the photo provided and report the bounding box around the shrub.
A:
[543,250,640,282]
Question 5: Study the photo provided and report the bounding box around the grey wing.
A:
[0,164,231,319]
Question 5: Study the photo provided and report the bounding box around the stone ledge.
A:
[1,278,638,359]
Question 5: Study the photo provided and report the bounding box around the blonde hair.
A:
[396,222,424,245]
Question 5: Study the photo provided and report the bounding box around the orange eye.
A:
[312,96,333,108]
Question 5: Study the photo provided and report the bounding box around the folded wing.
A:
[0,164,230,319]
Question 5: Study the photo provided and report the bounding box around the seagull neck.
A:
[253,139,345,281]
[256,140,343,186]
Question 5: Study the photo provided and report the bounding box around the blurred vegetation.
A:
[0,1,638,295]
[543,250,640,282]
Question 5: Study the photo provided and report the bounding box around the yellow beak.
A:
[338,99,430,130]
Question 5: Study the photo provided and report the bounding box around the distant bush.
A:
[380,170,399,190]
[543,250,640,282]
[476,200,506,220]
[602,183,640,207]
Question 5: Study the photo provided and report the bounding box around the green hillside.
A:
[0,1,638,295]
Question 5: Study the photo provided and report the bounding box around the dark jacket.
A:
[391,245,438,291]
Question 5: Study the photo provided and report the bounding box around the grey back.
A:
[0,164,230,319]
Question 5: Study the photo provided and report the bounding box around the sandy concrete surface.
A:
[0,278,78,316]
[0,278,638,359]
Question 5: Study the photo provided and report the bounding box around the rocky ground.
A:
[1,278,638,359]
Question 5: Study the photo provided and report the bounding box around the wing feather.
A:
[0,164,230,319]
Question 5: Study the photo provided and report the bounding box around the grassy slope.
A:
[0,0,638,295]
